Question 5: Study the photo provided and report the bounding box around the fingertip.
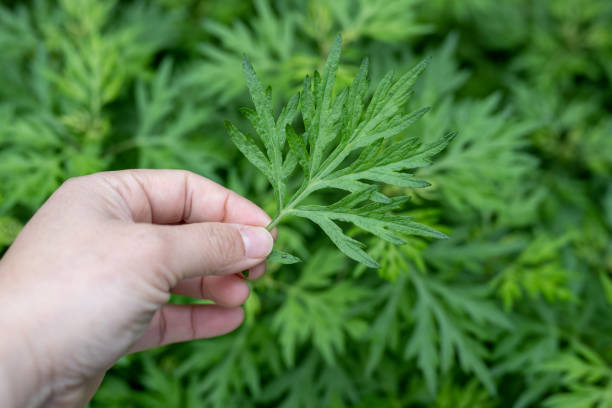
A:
[240,226,274,259]
[234,280,251,305]
[211,275,250,307]
[196,305,244,338]
[128,304,246,352]
[227,306,245,329]
[248,262,266,281]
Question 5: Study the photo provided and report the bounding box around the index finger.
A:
[92,169,271,226]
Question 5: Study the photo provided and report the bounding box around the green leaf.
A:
[391,131,457,169]
[242,56,285,210]
[268,249,301,264]
[286,124,310,174]
[309,34,343,175]
[404,272,510,395]
[228,36,450,267]
[282,151,298,179]
[293,211,380,269]
[405,286,439,393]
[225,121,273,183]
[242,56,275,148]
[272,250,367,367]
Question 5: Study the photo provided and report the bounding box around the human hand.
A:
[0,170,274,408]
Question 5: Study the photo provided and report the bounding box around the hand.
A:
[0,170,274,408]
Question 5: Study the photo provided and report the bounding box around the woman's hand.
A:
[0,170,274,407]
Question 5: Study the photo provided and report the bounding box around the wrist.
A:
[0,281,53,408]
[0,330,52,408]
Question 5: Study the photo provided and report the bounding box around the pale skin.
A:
[0,170,275,408]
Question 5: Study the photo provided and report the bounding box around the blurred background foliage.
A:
[1,0,612,407]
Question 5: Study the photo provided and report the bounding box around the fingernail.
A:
[240,227,273,259]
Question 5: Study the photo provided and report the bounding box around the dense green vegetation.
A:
[1,0,612,406]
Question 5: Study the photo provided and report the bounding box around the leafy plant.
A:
[1,1,612,407]
[226,35,453,267]
[540,341,612,408]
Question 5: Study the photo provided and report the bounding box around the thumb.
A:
[139,222,274,281]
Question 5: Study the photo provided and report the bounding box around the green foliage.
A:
[302,0,434,45]
[539,341,612,408]
[406,272,512,394]
[187,0,303,104]
[0,0,182,212]
[493,233,575,310]
[0,215,21,247]
[228,36,451,267]
[272,250,368,365]
[1,1,611,407]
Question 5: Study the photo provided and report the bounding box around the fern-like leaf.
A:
[227,35,452,267]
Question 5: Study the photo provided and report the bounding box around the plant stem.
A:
[266,211,285,231]
[265,180,320,230]
[265,140,353,231]
[276,179,283,216]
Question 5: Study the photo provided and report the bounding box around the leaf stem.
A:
[265,181,320,230]
[276,178,283,215]
[266,212,286,231]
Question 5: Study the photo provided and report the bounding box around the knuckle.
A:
[130,226,178,288]
[179,169,197,179]
[55,174,104,200]
[157,307,168,346]
[204,224,245,263]
[126,225,171,266]
[59,176,78,190]
[143,228,172,263]
[48,175,97,208]
[60,173,102,190]
[56,175,86,194]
